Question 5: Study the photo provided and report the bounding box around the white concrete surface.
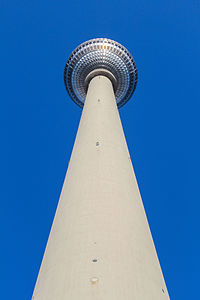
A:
[32,75,170,300]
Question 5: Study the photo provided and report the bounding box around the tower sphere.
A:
[64,38,138,108]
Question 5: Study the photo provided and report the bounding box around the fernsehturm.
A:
[32,38,170,300]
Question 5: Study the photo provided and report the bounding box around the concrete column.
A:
[32,75,170,300]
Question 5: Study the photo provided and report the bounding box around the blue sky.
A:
[0,0,199,299]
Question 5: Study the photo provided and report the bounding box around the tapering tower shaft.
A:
[32,75,169,300]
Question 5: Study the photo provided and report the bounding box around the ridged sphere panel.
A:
[64,38,138,108]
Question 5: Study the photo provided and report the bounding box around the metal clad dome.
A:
[64,38,138,108]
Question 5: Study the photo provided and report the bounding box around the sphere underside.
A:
[64,38,138,108]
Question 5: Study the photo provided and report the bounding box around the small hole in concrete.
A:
[162,289,165,293]
[96,142,99,146]
[92,259,97,262]
[98,99,100,102]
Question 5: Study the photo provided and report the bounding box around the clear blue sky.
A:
[0,0,199,299]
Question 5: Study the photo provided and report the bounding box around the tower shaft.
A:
[32,75,169,299]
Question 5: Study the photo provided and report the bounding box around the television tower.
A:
[32,38,170,300]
